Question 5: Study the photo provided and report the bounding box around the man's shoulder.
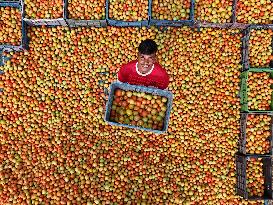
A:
[154,63,168,75]
[122,60,137,70]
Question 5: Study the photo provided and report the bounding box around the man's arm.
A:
[118,65,127,83]
[162,75,169,89]
[157,71,170,90]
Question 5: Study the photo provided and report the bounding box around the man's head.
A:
[137,39,158,74]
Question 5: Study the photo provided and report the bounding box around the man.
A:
[118,39,170,90]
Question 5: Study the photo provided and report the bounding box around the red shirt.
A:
[118,60,170,89]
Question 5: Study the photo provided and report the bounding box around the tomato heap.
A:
[237,0,273,24]
[0,26,251,204]
[249,29,273,68]
[110,88,168,130]
[0,7,21,46]
[195,0,233,23]
[109,0,148,21]
[152,0,191,20]
[246,114,271,154]
[247,72,273,111]
[68,0,105,20]
[246,158,264,198]
[24,0,63,19]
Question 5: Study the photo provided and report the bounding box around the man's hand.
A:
[102,87,109,113]
[103,87,109,100]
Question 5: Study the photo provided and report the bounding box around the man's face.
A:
[138,53,156,74]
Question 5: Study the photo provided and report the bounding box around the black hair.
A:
[270,60,273,68]
[138,39,158,55]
